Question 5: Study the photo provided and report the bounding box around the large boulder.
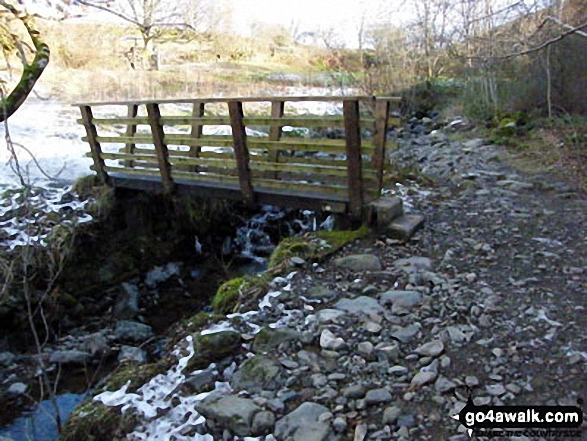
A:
[274,402,334,441]
[232,355,284,392]
[334,254,382,272]
[194,394,262,437]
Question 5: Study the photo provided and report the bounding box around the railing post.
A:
[146,102,174,195]
[373,98,390,196]
[79,105,109,184]
[123,104,138,168]
[189,101,205,172]
[228,101,254,204]
[343,99,363,220]
[267,100,284,179]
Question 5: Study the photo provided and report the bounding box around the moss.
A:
[59,399,139,441]
[59,361,168,441]
[268,226,370,269]
[102,361,169,393]
[165,311,225,350]
[212,277,246,314]
[72,174,114,220]
[189,330,242,370]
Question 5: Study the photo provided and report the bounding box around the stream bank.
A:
[0,178,332,439]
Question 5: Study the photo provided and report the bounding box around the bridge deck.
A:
[75,95,402,218]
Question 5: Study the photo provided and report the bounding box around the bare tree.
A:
[76,0,198,68]
[0,1,50,121]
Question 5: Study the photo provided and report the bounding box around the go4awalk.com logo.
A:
[452,393,584,438]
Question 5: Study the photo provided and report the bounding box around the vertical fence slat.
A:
[267,100,285,179]
[79,105,109,184]
[189,102,205,172]
[343,100,363,219]
[373,99,390,196]
[146,103,174,194]
[228,101,254,203]
[123,104,139,168]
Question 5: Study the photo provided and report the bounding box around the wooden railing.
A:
[75,96,401,218]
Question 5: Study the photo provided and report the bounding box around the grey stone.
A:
[334,254,382,272]
[390,323,422,343]
[306,285,338,301]
[369,197,403,227]
[185,370,216,394]
[382,406,401,425]
[316,309,346,324]
[393,257,433,273]
[194,394,261,437]
[365,388,392,405]
[7,382,26,395]
[354,423,368,441]
[374,342,400,361]
[379,290,422,313]
[465,376,479,387]
[334,296,385,316]
[410,371,438,388]
[486,384,506,396]
[343,384,367,399]
[274,402,332,440]
[113,282,139,319]
[291,422,333,441]
[435,376,457,393]
[333,416,347,432]
[320,329,345,350]
[81,332,109,356]
[386,214,425,241]
[252,327,300,353]
[232,356,284,392]
[251,411,275,436]
[0,352,15,367]
[290,256,306,267]
[49,350,89,365]
[118,346,147,364]
[413,340,444,357]
[388,365,408,376]
[114,320,153,342]
[357,341,374,357]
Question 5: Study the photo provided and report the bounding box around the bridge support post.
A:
[79,105,109,185]
[343,100,363,221]
[373,99,390,195]
[146,103,174,195]
[228,101,255,205]
[189,101,205,173]
[123,104,139,168]
[267,100,285,179]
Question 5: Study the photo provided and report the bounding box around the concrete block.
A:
[368,197,403,227]
[386,214,425,241]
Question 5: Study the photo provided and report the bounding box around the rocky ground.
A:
[73,120,586,441]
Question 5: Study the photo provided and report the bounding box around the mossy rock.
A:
[165,311,225,350]
[268,226,370,269]
[212,277,246,314]
[252,326,301,353]
[60,361,168,441]
[102,361,169,392]
[189,330,242,370]
[211,274,270,314]
[59,399,140,441]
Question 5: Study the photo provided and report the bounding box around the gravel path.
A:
[76,126,587,441]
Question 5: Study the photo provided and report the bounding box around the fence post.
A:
[228,101,254,204]
[373,98,390,196]
[189,101,205,172]
[123,104,139,168]
[267,100,284,179]
[343,99,363,220]
[79,105,109,184]
[146,103,174,195]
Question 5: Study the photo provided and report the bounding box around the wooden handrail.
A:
[73,95,402,107]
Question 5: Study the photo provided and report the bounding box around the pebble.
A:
[414,340,444,357]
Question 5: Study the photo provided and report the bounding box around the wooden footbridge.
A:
[76,95,401,220]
